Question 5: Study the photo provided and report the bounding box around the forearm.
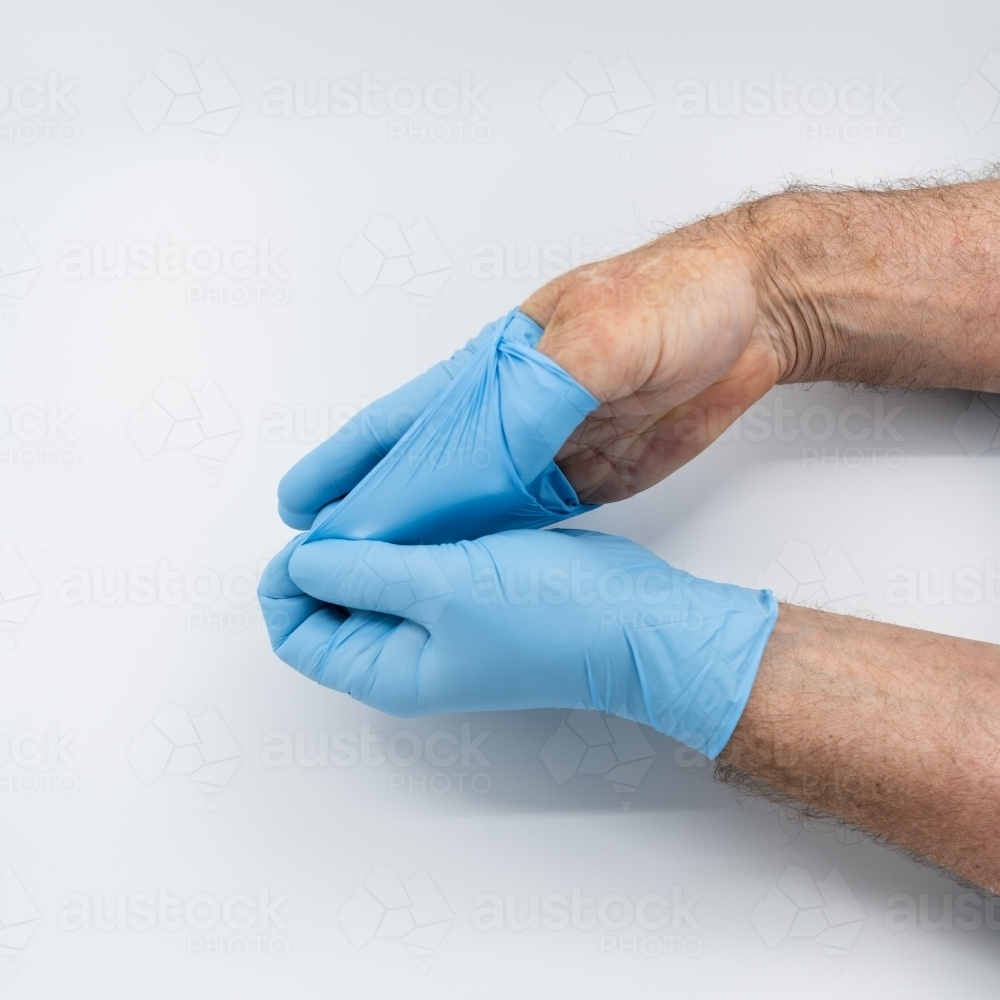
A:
[737,178,1000,388]
[720,603,1000,891]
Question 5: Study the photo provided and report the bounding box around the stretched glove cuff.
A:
[633,586,779,760]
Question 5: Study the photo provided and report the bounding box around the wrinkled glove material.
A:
[266,306,778,758]
[279,308,600,545]
[260,528,779,759]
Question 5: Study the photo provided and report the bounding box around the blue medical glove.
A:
[277,308,601,543]
[259,528,778,759]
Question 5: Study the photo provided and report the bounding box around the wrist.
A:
[727,191,847,385]
[729,182,1000,390]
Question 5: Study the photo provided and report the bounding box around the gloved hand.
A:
[277,308,600,545]
[258,527,778,759]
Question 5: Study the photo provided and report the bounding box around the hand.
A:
[276,215,786,531]
[258,527,777,758]
[286,310,600,546]
[523,213,786,503]
[275,309,600,544]
[276,316,499,529]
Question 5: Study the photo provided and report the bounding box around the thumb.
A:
[257,533,344,652]
[288,538,458,627]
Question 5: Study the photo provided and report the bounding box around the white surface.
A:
[3,0,1000,995]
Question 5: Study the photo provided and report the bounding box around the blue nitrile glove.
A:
[277,308,601,544]
[258,528,778,759]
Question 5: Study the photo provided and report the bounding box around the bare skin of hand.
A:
[524,177,1000,890]
[526,177,1000,503]
[522,224,782,503]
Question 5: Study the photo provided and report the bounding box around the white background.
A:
[4,0,1000,995]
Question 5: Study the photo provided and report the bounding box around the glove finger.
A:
[288,537,457,627]
[261,592,429,714]
[257,533,337,650]
[277,331,492,529]
[288,609,430,714]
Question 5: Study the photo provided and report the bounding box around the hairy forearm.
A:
[720,604,1000,891]
[736,178,1000,388]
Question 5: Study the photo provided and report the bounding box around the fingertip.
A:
[270,604,350,680]
[257,533,311,599]
[278,501,314,530]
